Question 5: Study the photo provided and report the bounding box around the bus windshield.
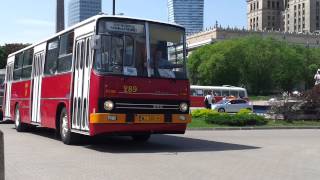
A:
[95,19,187,79]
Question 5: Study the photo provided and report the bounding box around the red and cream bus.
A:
[190,85,248,108]
[2,15,191,144]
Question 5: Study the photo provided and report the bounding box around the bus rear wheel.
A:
[15,105,25,132]
[131,134,151,143]
[60,107,78,145]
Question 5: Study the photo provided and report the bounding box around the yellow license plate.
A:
[134,114,164,123]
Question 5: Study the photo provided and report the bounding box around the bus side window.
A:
[230,90,238,97]
[222,90,230,97]
[213,90,221,96]
[21,49,34,79]
[44,38,59,75]
[57,32,74,73]
[196,89,204,96]
[191,89,196,96]
[239,91,245,98]
[13,53,24,80]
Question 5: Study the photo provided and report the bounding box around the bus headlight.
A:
[104,100,114,111]
[179,102,188,112]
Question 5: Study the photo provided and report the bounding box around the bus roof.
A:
[7,14,184,58]
[191,85,247,91]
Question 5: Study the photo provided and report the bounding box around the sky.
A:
[0,0,247,45]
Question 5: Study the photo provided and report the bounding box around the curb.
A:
[187,126,320,131]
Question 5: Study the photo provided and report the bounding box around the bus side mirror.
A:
[91,35,101,50]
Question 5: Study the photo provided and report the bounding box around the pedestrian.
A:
[314,69,320,86]
[204,91,214,109]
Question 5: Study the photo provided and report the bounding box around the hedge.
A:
[192,109,267,126]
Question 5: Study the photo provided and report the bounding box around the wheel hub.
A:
[61,114,68,138]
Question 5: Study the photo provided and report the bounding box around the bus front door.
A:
[71,37,92,132]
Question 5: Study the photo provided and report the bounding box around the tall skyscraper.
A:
[68,0,102,27]
[247,0,320,33]
[168,0,204,35]
[56,0,65,33]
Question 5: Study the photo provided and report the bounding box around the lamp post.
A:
[113,0,116,15]
[56,0,65,33]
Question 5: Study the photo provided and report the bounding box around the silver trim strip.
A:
[117,107,178,110]
[11,98,30,101]
[116,103,178,107]
[119,92,178,96]
[41,97,70,100]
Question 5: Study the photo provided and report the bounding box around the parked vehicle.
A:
[190,85,249,108]
[211,99,253,113]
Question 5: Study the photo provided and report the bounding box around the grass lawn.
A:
[249,96,273,101]
[188,117,320,129]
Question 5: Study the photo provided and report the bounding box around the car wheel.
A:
[218,108,225,113]
[131,134,151,143]
[60,107,78,145]
[15,105,26,132]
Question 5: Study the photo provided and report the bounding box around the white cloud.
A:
[16,18,54,27]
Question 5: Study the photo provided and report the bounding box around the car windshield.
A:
[95,19,187,79]
[216,100,229,104]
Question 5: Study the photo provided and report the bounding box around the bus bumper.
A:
[89,113,191,136]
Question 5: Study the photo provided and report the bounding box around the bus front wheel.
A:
[60,107,78,145]
[15,105,25,132]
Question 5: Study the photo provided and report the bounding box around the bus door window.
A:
[44,38,59,75]
[57,32,74,73]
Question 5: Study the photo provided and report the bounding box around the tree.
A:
[0,43,30,69]
[187,36,320,95]
[0,46,4,69]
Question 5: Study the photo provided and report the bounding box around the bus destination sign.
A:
[106,22,144,34]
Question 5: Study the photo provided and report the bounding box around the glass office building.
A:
[168,0,204,35]
[68,0,102,26]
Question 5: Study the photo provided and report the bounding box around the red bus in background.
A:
[190,85,249,108]
[2,15,191,144]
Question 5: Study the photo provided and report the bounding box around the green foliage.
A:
[187,36,320,95]
[0,43,30,69]
[191,109,267,126]
[0,47,4,69]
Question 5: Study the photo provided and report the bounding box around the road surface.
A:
[0,123,320,180]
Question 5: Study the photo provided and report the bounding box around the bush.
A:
[192,109,267,126]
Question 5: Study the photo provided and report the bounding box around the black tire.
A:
[60,107,78,145]
[15,105,25,132]
[218,108,225,113]
[131,134,151,143]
